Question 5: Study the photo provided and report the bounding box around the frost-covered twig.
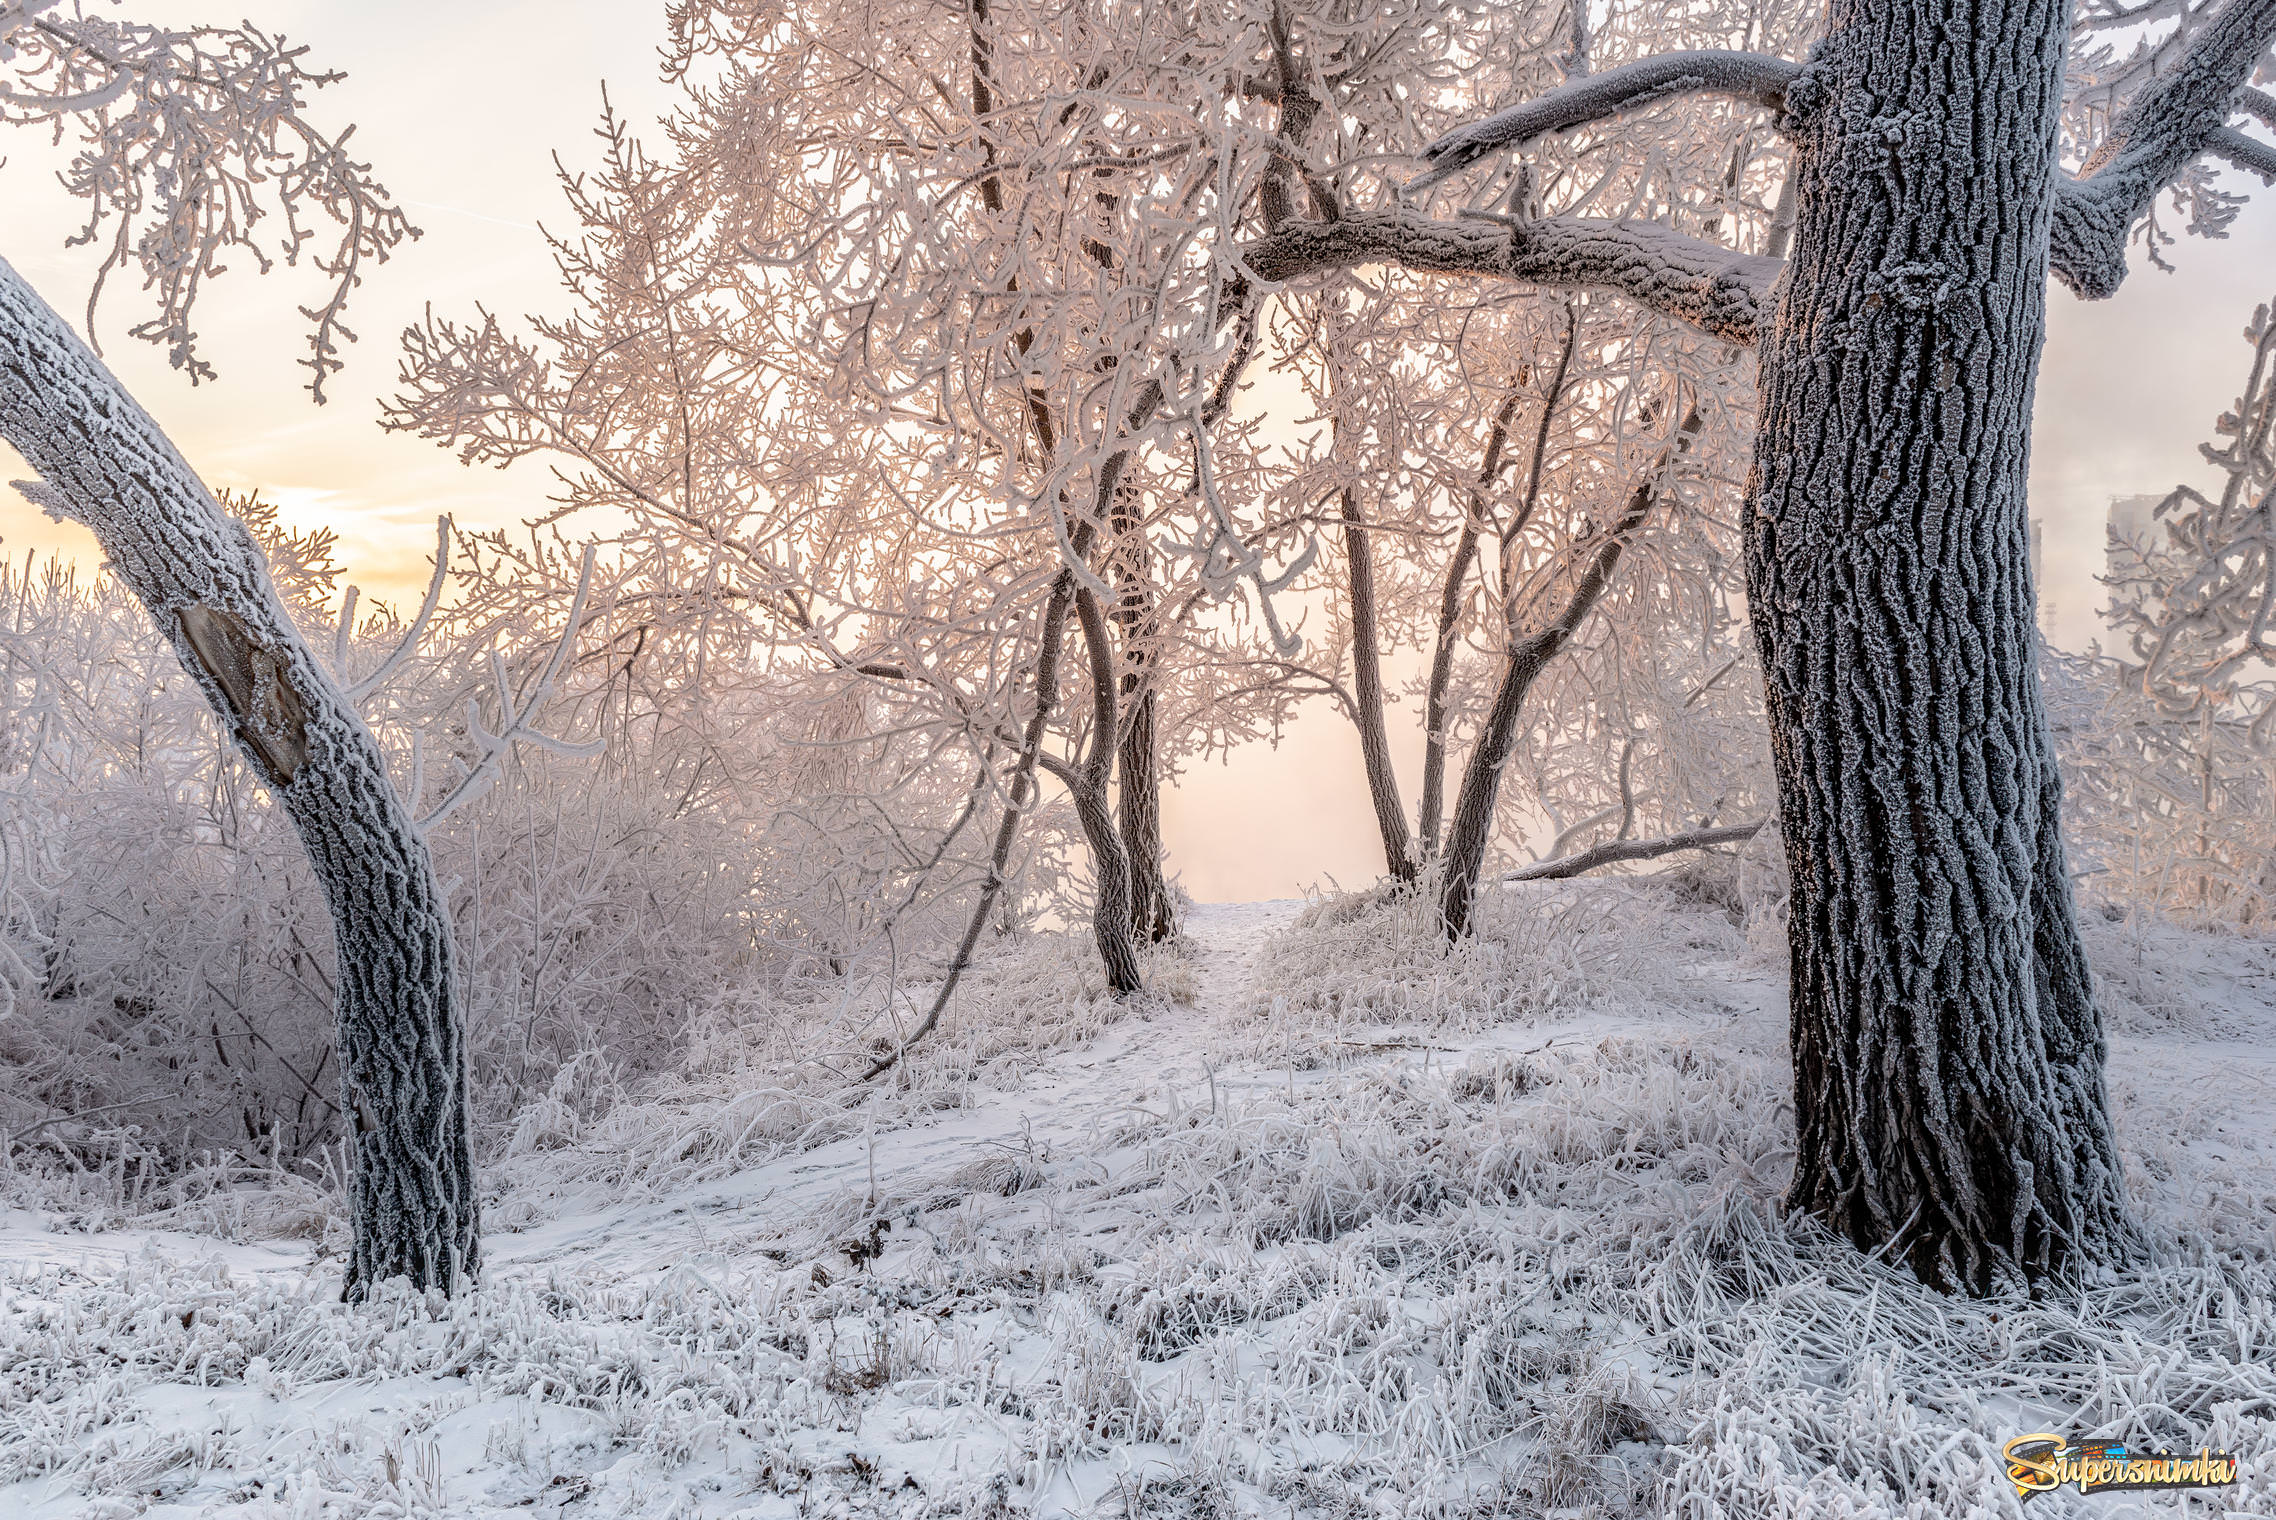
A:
[1,8,416,397]
[416,546,601,833]
[343,517,451,705]
[1413,50,1803,190]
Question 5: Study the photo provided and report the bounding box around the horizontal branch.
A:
[2208,125,2276,180]
[2245,86,2276,132]
[1240,210,1777,347]
[1416,51,1802,187]
[2050,0,2276,298]
[1503,818,1766,883]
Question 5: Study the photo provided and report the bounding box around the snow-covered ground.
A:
[5,886,2276,1518]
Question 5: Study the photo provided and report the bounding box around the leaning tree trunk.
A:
[1750,0,2135,1290]
[0,257,478,1298]
[1338,488,1417,883]
[1109,485,1177,943]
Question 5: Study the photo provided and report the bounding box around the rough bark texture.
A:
[0,256,477,1297]
[1749,0,2136,1291]
[1338,488,1416,882]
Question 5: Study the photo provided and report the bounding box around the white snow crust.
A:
[5,890,2275,1518]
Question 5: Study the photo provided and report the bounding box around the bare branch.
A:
[1503,817,1764,882]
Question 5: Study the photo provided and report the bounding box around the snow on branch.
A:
[415,545,603,833]
[1502,818,1765,883]
[1413,51,1803,190]
[343,516,451,705]
[2209,126,2276,179]
[1,7,414,399]
[1241,211,1778,348]
[2050,0,2276,298]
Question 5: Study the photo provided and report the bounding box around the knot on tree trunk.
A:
[177,604,310,786]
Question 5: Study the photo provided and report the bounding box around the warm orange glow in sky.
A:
[4,1,2273,902]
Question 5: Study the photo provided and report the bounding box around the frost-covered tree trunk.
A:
[1749,0,2134,1290]
[1338,488,1417,883]
[1417,393,1522,862]
[0,257,478,1298]
[1111,493,1177,944]
[1116,690,1177,942]
[1437,423,1682,937]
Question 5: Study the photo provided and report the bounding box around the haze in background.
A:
[3,1,2271,901]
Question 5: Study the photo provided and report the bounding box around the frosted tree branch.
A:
[0,8,416,398]
[1413,50,1804,190]
[416,545,603,834]
[343,516,451,705]
[1240,211,1778,347]
[2209,126,2276,179]
[1501,817,1765,882]
[2049,0,2276,298]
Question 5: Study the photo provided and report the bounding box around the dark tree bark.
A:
[0,256,478,1298]
[1049,571,1146,994]
[1437,416,1690,938]
[1109,459,1176,944]
[1337,487,1416,882]
[1747,0,2139,1291]
[1417,390,1523,861]
[1237,0,2276,1288]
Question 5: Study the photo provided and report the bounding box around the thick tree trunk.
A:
[0,256,478,1297]
[1338,488,1416,882]
[1750,0,2135,1289]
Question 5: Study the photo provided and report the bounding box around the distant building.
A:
[2107,492,2167,626]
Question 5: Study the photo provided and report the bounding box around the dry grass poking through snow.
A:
[5,888,2276,1518]
[1230,874,1750,1064]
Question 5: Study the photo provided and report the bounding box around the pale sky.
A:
[3,2,2273,902]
